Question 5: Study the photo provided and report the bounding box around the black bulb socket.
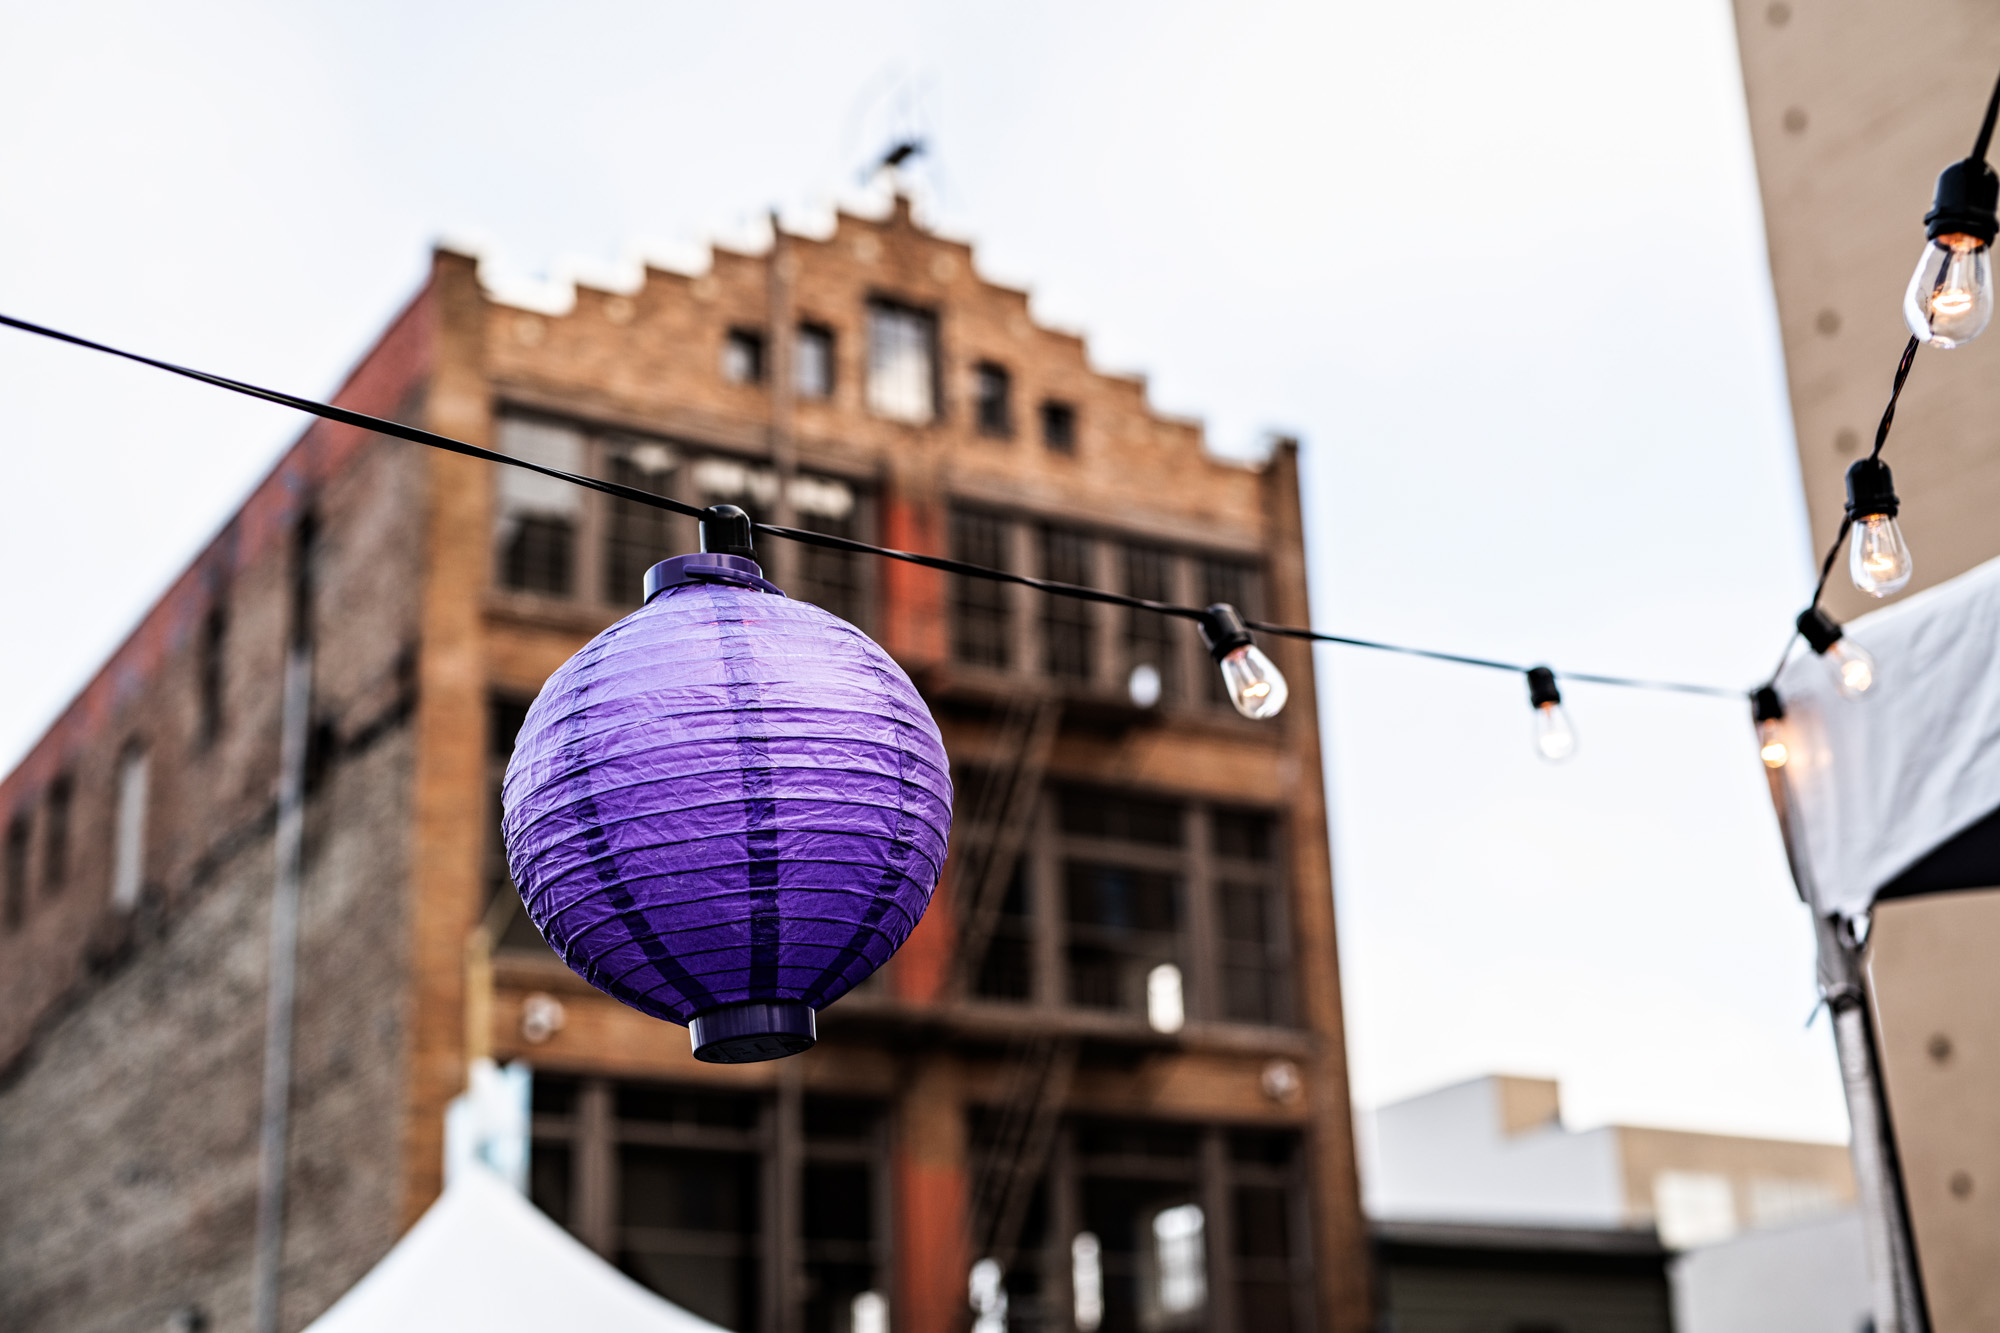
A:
[1797,607,1845,656]
[1844,457,1899,521]
[1925,158,2000,244]
[700,504,757,560]
[1751,684,1785,725]
[1526,665,1562,710]
[1197,603,1255,662]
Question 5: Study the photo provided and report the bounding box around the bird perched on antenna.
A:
[879,138,925,169]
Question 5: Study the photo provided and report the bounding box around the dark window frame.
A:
[974,361,1013,437]
[1041,399,1079,454]
[795,322,836,399]
[864,297,941,425]
[722,327,767,385]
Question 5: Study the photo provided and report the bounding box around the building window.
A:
[495,417,585,597]
[198,600,228,748]
[866,301,937,424]
[1041,400,1078,454]
[42,774,70,897]
[1041,526,1097,683]
[529,1077,887,1333]
[790,477,868,628]
[951,508,1015,670]
[1059,787,1185,1015]
[112,747,149,912]
[4,812,28,931]
[1213,810,1290,1025]
[950,785,1293,1030]
[601,440,679,605]
[975,363,1013,437]
[722,328,766,385]
[795,323,835,399]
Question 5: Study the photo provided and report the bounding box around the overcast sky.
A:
[0,0,1846,1140]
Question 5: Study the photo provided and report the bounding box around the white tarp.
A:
[303,1164,728,1333]
[1775,553,2000,919]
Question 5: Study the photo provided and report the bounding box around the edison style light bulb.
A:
[1198,603,1290,721]
[1524,666,1576,763]
[1218,644,1289,720]
[1534,702,1578,762]
[1796,608,1878,702]
[1757,718,1789,769]
[1905,233,1994,347]
[1848,514,1914,596]
[1826,639,1878,700]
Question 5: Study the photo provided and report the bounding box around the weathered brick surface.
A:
[0,309,430,1331]
[1,198,1375,1332]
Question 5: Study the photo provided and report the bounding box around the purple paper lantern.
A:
[502,525,952,1063]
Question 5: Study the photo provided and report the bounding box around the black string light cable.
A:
[0,309,1747,732]
[1763,65,2000,715]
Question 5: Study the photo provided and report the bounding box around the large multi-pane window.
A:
[495,417,587,597]
[492,413,872,624]
[951,508,1015,670]
[962,782,1293,1031]
[529,1076,889,1333]
[602,439,680,604]
[942,509,1265,715]
[966,1119,1313,1333]
[1060,787,1185,1016]
[1212,810,1290,1026]
[866,301,937,423]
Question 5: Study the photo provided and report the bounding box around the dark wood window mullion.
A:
[575,1078,618,1258]
[1201,1127,1241,1333]
[1184,806,1221,1026]
[762,1075,802,1333]
[1046,1124,1081,1329]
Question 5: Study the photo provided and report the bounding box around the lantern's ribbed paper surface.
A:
[503,575,952,1025]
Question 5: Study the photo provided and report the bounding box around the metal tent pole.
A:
[1815,913,1930,1333]
[1771,754,1929,1333]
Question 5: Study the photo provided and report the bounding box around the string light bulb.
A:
[1525,667,1577,763]
[1844,458,1913,597]
[1905,158,1998,347]
[1751,686,1788,770]
[1797,607,1877,701]
[1197,604,1289,720]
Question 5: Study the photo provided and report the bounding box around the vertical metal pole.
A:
[1774,753,1930,1333]
[1817,915,1930,1333]
[251,640,311,1333]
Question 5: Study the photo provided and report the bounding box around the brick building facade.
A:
[0,196,1371,1331]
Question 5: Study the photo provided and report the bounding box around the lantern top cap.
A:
[642,552,783,602]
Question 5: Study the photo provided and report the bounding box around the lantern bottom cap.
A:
[689,1000,818,1064]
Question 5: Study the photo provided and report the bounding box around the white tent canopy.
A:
[303,1164,728,1333]
[1775,553,2000,919]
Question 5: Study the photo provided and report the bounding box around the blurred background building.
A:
[1359,1074,1862,1333]
[1733,2,2000,1327]
[0,194,1370,1332]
